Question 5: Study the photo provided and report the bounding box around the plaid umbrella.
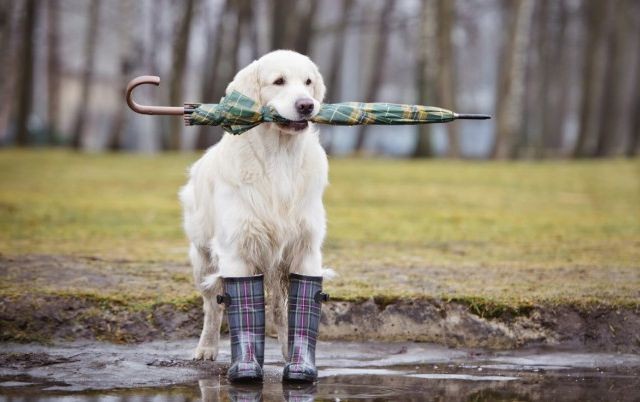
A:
[184,91,489,135]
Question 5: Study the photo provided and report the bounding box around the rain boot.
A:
[217,275,265,382]
[282,273,329,382]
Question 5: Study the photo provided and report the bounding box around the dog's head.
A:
[225,50,326,135]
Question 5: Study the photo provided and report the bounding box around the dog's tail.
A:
[321,267,337,281]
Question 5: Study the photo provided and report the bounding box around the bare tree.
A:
[628,65,640,156]
[0,0,17,140]
[594,1,629,157]
[108,0,136,151]
[491,0,534,159]
[528,0,550,159]
[196,0,229,150]
[15,0,38,146]
[292,0,319,55]
[166,0,196,151]
[353,0,396,154]
[271,0,294,49]
[413,0,438,158]
[325,0,354,104]
[46,0,60,145]
[230,0,250,77]
[627,4,640,157]
[573,0,610,158]
[525,0,569,159]
[436,0,460,158]
[270,0,317,54]
[323,0,354,155]
[542,0,570,157]
[70,1,101,149]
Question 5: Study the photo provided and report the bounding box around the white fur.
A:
[179,50,334,361]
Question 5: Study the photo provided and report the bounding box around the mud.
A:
[2,291,640,352]
[1,339,639,401]
[2,254,639,352]
[322,298,640,351]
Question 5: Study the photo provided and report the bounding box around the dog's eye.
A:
[273,77,285,86]
[305,78,312,85]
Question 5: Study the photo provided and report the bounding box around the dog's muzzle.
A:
[277,120,309,131]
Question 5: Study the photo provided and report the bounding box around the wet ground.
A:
[1,339,639,401]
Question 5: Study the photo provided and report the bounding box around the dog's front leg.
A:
[291,209,326,277]
[195,292,223,360]
[191,244,223,360]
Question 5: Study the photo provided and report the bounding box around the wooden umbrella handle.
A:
[125,75,184,115]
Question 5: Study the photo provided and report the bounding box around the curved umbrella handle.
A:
[125,75,184,115]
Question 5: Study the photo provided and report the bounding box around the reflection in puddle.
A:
[408,373,519,381]
[1,367,639,402]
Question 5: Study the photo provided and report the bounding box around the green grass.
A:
[1,149,639,307]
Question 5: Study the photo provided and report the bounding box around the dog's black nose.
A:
[295,98,314,116]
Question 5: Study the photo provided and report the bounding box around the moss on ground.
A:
[1,149,639,309]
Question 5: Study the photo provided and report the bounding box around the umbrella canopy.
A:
[185,90,488,135]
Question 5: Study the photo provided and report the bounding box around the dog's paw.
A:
[193,346,218,361]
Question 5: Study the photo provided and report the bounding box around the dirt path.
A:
[1,255,639,351]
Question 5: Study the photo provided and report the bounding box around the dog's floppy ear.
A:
[312,64,326,103]
[225,60,261,103]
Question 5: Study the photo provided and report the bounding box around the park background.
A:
[0,0,639,350]
[2,0,640,157]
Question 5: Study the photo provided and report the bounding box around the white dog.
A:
[179,50,333,361]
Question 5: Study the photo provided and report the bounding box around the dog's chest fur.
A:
[232,131,319,269]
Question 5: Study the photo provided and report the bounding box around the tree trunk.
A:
[70,1,100,150]
[594,0,628,157]
[46,0,60,145]
[436,0,460,158]
[491,0,534,160]
[413,0,438,158]
[230,0,249,78]
[292,0,318,55]
[543,0,569,157]
[324,0,354,155]
[248,2,259,59]
[166,0,195,151]
[628,86,640,157]
[593,1,621,157]
[196,0,229,150]
[271,0,294,49]
[15,0,38,147]
[353,0,395,154]
[626,6,640,157]
[0,0,17,141]
[107,0,135,152]
[573,0,610,158]
[531,0,549,159]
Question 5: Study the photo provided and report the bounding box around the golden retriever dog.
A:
[179,50,334,362]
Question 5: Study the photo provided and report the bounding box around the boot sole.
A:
[282,372,317,383]
[228,374,263,383]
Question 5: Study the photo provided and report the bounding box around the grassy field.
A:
[1,149,639,308]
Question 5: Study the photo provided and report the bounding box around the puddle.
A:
[1,339,639,401]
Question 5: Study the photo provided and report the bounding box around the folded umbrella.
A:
[126,76,490,135]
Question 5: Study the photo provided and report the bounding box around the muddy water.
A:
[1,339,639,401]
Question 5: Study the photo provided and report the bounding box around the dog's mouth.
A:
[276,121,309,131]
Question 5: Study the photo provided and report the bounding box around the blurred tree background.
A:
[0,0,639,158]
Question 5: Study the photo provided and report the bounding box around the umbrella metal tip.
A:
[455,113,491,120]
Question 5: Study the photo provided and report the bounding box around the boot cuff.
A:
[289,273,323,283]
[223,274,264,283]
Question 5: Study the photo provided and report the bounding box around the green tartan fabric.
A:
[186,90,457,135]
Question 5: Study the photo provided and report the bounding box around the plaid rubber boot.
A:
[282,273,329,382]
[217,275,265,382]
